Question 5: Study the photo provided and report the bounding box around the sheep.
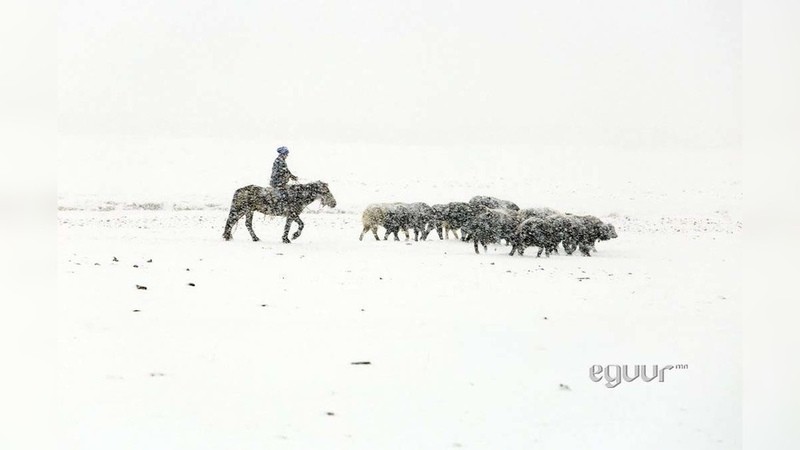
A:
[517,207,561,221]
[358,202,411,241]
[359,203,389,241]
[382,203,412,241]
[405,202,435,241]
[469,195,520,212]
[547,213,587,255]
[469,208,521,254]
[571,214,618,256]
[360,202,450,242]
[425,204,449,240]
[424,202,477,241]
[511,217,561,257]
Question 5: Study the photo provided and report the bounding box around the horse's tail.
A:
[222,187,249,240]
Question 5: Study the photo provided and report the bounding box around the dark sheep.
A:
[469,195,520,212]
[426,204,449,240]
[517,207,561,221]
[572,214,618,256]
[382,203,412,241]
[547,213,587,255]
[425,202,477,241]
[469,208,521,254]
[511,217,561,257]
[405,202,435,241]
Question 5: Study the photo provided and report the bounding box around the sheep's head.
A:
[599,223,618,240]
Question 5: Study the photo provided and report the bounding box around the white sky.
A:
[58,0,740,148]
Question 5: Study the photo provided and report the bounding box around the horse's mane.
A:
[288,180,326,192]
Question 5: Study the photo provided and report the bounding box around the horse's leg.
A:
[223,208,244,240]
[359,225,368,241]
[291,216,304,240]
[372,226,380,241]
[245,211,260,241]
[282,216,293,243]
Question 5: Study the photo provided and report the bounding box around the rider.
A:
[270,146,298,203]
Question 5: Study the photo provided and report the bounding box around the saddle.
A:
[259,186,280,202]
[259,186,292,211]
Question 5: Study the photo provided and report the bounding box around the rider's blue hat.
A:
[277,146,289,155]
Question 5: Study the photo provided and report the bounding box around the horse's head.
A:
[313,181,337,208]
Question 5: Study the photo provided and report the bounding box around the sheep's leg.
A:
[223,208,244,240]
[509,244,517,256]
[435,225,443,240]
[246,211,260,241]
[518,246,525,256]
[403,228,410,241]
[393,230,400,241]
[421,224,429,241]
[473,240,480,254]
[359,225,369,241]
[383,229,390,240]
[537,247,544,257]
[291,216,304,240]
[483,243,488,252]
[372,226,380,240]
[282,217,293,243]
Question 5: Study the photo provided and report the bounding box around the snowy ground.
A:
[57,139,741,449]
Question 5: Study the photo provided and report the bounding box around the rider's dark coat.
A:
[270,155,295,188]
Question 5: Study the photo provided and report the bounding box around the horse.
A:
[222,181,337,243]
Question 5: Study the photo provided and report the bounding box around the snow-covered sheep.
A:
[517,207,562,221]
[382,203,412,241]
[359,203,410,241]
[511,217,561,257]
[425,204,449,240]
[359,202,439,242]
[469,195,520,212]
[547,213,587,255]
[469,208,521,254]
[572,214,618,256]
[425,202,477,241]
[359,203,391,241]
[405,202,435,241]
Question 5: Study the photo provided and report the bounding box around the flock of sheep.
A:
[359,196,618,257]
